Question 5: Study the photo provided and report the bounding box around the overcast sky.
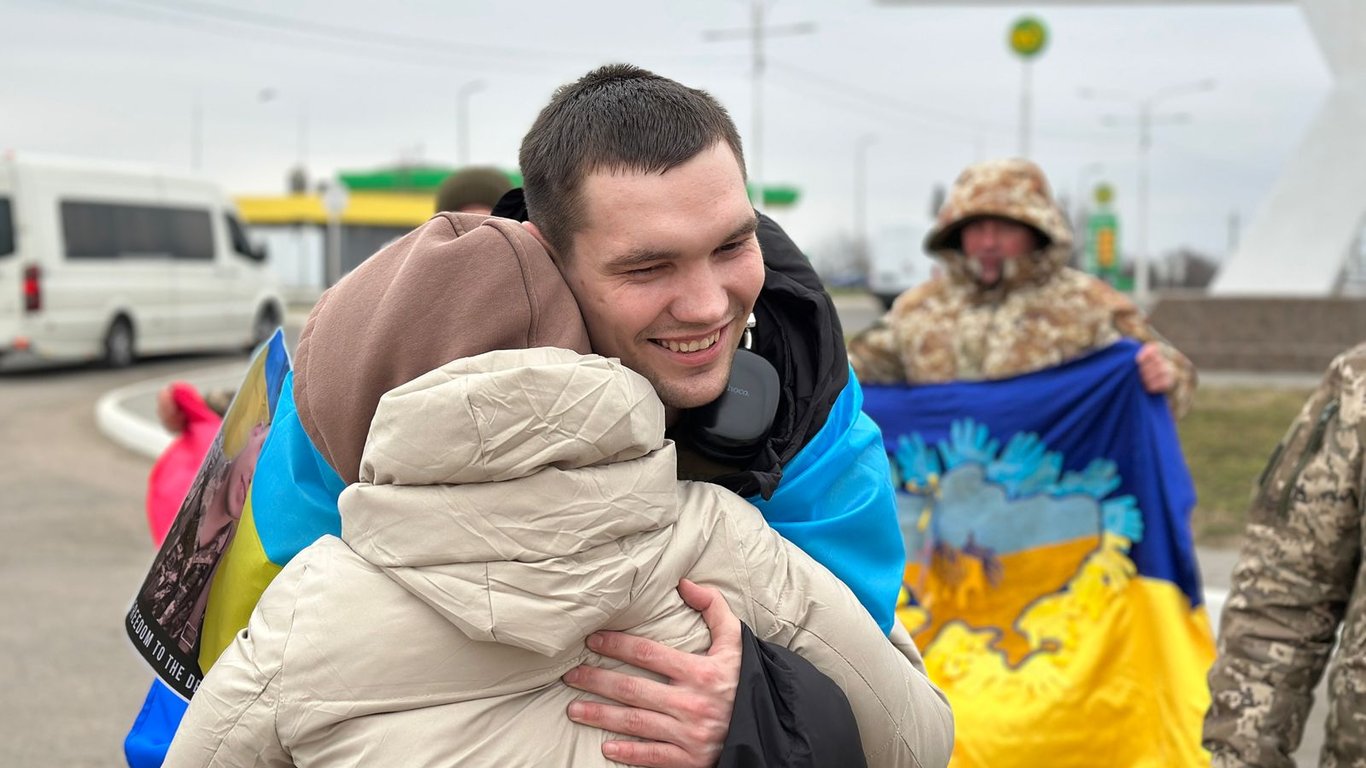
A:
[0,0,1330,269]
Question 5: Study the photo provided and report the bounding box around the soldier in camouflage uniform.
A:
[848,158,1196,417]
[1204,344,1366,767]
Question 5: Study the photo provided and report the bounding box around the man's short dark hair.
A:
[519,63,746,259]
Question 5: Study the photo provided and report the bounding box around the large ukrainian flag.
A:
[862,339,1214,767]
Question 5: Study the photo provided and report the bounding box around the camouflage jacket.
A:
[848,266,1197,418]
[848,158,1195,418]
[1204,343,1366,767]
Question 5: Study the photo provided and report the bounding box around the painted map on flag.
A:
[862,339,1215,767]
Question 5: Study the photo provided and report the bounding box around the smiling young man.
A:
[546,142,763,418]
[495,64,923,767]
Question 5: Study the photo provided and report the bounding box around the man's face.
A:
[557,142,764,417]
[960,217,1038,286]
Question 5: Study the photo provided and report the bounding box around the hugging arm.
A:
[563,579,741,768]
[567,578,880,768]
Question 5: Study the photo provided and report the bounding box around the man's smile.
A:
[651,329,722,354]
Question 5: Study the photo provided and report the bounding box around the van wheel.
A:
[248,304,279,351]
[103,318,135,368]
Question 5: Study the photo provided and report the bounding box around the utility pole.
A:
[704,2,814,211]
[456,79,485,168]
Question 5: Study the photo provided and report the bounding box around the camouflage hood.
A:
[924,158,1074,296]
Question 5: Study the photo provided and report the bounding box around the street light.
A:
[1079,78,1214,308]
[190,92,203,171]
[259,88,310,189]
[1072,161,1105,239]
[1070,162,1107,270]
[321,179,349,288]
[456,79,485,168]
[853,134,878,268]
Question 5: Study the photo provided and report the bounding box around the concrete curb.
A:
[95,382,173,459]
[94,361,254,460]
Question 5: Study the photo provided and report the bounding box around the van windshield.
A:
[0,197,13,258]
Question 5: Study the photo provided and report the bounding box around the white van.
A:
[867,224,937,310]
[0,154,284,367]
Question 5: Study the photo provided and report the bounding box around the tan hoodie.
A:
[166,213,953,767]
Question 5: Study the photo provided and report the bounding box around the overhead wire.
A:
[29,0,746,75]
[114,0,600,64]
[768,59,1135,149]
[29,0,542,74]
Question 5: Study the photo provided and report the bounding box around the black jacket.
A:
[716,212,849,499]
[721,624,866,767]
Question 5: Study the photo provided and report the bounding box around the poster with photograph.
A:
[125,329,290,700]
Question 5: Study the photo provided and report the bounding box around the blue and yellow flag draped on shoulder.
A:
[861,339,1215,768]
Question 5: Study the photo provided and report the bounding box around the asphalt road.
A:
[832,290,884,337]
[0,352,250,766]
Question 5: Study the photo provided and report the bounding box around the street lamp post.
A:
[191,93,203,171]
[1080,78,1214,308]
[456,79,485,168]
[1072,162,1106,268]
[1073,162,1105,234]
[259,89,311,188]
[854,134,878,269]
[322,180,349,288]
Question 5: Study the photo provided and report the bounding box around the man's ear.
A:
[522,221,561,262]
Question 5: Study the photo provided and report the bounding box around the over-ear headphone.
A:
[680,314,781,466]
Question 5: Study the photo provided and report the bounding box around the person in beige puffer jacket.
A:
[848,158,1196,418]
[164,212,953,767]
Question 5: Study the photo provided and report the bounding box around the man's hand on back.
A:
[563,579,741,768]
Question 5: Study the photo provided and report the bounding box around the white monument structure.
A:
[881,0,1364,298]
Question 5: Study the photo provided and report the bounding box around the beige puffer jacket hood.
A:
[292,211,590,485]
[166,347,954,768]
[344,347,672,657]
[924,158,1074,296]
